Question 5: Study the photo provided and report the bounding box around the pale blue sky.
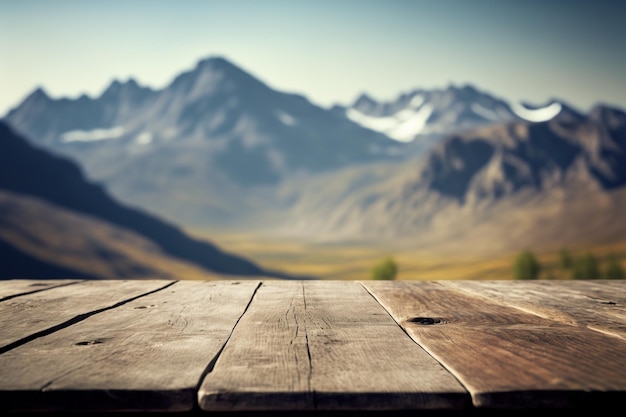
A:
[1,0,625,115]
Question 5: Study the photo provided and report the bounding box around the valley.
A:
[190,228,626,281]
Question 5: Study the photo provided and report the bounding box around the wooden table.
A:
[1,279,625,415]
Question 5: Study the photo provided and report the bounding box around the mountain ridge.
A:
[336,83,582,147]
[4,56,406,228]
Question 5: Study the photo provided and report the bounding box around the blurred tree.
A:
[371,257,398,280]
[604,254,625,279]
[513,250,541,280]
[572,253,600,279]
[559,248,573,269]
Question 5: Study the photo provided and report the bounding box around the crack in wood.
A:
[301,282,316,409]
[291,302,302,388]
[40,380,53,391]
[0,280,83,303]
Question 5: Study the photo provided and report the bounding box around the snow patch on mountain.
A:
[510,102,562,122]
[389,104,434,141]
[61,126,125,142]
[346,104,433,142]
[276,110,297,126]
[409,94,425,108]
[346,108,396,131]
[135,132,153,145]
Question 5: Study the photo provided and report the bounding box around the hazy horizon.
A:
[2,0,625,116]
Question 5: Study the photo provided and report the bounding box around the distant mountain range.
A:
[0,121,298,280]
[3,55,626,258]
[4,57,404,228]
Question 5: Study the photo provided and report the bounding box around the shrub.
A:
[559,249,573,269]
[513,250,541,280]
[604,254,625,280]
[571,253,600,279]
[371,257,398,280]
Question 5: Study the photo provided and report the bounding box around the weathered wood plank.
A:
[199,280,311,411]
[0,280,174,351]
[0,279,81,301]
[199,280,468,411]
[0,280,260,412]
[442,280,626,340]
[363,280,626,409]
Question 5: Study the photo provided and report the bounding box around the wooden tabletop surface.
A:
[1,279,625,415]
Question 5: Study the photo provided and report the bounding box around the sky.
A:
[1,0,625,116]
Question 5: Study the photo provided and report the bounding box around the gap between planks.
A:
[191,281,263,402]
[358,280,469,396]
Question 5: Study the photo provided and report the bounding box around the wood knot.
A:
[75,339,104,346]
[134,304,157,309]
[407,317,445,325]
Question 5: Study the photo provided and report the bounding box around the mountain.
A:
[274,104,626,256]
[333,84,577,156]
[0,121,298,279]
[3,56,405,229]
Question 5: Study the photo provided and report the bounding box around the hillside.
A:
[0,190,239,280]
[0,122,297,279]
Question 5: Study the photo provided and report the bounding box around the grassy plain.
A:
[189,228,626,281]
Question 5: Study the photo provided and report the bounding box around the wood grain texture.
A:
[0,280,174,350]
[199,280,468,412]
[199,280,312,411]
[0,279,80,301]
[363,280,626,409]
[0,280,260,412]
[442,280,626,340]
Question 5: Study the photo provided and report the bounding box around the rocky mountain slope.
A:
[275,104,626,255]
